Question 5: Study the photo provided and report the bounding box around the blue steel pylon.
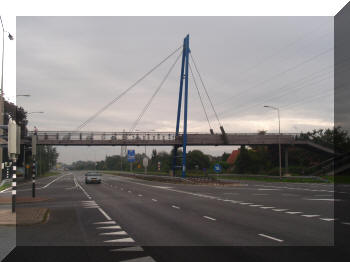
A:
[172,35,190,178]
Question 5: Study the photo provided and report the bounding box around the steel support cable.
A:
[214,55,350,118]
[76,45,183,131]
[217,57,350,119]
[217,71,334,119]
[189,52,222,127]
[129,53,182,132]
[216,47,333,108]
[188,62,212,131]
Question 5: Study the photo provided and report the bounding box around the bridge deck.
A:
[19,131,334,155]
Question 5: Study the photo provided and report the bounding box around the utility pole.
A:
[0,17,14,183]
[264,105,282,178]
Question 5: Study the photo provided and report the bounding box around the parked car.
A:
[85,172,102,184]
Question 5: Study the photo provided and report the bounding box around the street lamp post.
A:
[264,105,282,179]
[0,16,14,183]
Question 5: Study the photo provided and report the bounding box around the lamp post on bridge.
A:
[264,105,282,179]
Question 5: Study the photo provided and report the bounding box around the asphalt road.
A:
[2,171,348,261]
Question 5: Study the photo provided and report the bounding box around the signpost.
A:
[127,150,135,172]
[143,157,148,175]
[213,163,222,174]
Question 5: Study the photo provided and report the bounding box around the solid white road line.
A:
[286,212,302,214]
[259,234,284,242]
[100,231,128,236]
[110,246,144,252]
[152,199,157,202]
[172,205,180,209]
[203,216,216,221]
[42,173,71,188]
[97,225,121,230]
[98,207,112,221]
[302,215,320,218]
[94,221,116,225]
[104,237,135,243]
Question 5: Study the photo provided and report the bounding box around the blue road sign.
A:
[213,163,222,173]
[127,150,135,162]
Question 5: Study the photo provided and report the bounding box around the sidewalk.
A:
[0,207,49,226]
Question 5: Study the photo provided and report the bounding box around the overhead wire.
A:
[129,52,182,132]
[76,45,183,131]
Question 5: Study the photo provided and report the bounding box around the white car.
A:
[85,172,102,184]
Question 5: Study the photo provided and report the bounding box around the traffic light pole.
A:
[32,158,36,198]
[11,158,16,213]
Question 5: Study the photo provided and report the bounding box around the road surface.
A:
[1,171,346,261]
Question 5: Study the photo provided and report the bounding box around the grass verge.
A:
[217,175,331,183]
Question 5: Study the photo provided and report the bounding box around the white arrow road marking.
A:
[94,221,116,225]
[97,225,121,230]
[100,231,128,236]
[104,237,135,243]
[259,234,284,242]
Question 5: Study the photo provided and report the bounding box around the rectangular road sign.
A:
[127,150,135,162]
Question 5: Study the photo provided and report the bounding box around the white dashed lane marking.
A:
[273,209,288,212]
[259,234,284,242]
[104,237,135,243]
[94,221,116,225]
[302,215,320,218]
[320,218,335,221]
[152,199,157,202]
[203,216,216,221]
[172,205,180,209]
[286,212,303,214]
[97,225,122,230]
[260,206,275,209]
[138,194,143,197]
[239,203,253,205]
[99,231,128,236]
[110,246,144,252]
[250,204,263,207]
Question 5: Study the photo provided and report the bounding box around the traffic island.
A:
[0,207,49,226]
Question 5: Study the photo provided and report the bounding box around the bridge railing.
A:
[28,131,178,142]
[27,131,301,142]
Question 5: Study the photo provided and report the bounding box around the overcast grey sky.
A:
[16,17,334,163]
